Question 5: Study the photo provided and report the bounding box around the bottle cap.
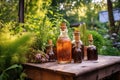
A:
[48,39,52,45]
[88,34,93,40]
[60,22,67,31]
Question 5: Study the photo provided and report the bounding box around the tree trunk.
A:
[107,0,115,34]
[18,0,24,23]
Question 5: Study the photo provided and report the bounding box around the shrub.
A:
[100,39,120,56]
[0,22,34,79]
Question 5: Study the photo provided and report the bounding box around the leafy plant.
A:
[79,23,88,45]
[0,21,34,79]
[100,46,120,56]
[0,0,18,23]
[0,33,34,67]
[0,64,26,80]
[100,39,120,56]
[25,14,67,51]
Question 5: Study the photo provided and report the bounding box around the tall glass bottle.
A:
[72,30,82,63]
[72,30,84,59]
[87,34,98,60]
[46,40,56,62]
[57,22,72,64]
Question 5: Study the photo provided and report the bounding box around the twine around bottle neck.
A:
[89,40,93,45]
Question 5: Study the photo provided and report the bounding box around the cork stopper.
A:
[60,22,67,31]
[88,34,93,41]
[74,30,80,41]
[48,39,52,45]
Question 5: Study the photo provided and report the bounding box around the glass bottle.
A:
[87,34,98,60]
[72,30,84,59]
[46,40,56,62]
[72,30,82,63]
[57,22,72,64]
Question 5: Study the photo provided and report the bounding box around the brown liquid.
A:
[73,47,82,63]
[53,46,57,60]
[87,46,98,60]
[72,43,84,59]
[46,48,56,62]
[57,37,72,63]
[81,44,84,59]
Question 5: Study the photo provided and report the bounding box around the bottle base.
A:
[57,61,71,64]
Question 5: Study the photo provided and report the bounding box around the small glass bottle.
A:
[72,30,84,59]
[87,34,98,60]
[46,40,56,62]
[72,30,82,63]
[57,22,72,64]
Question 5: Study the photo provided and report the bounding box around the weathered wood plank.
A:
[23,55,120,80]
[24,66,73,80]
[24,68,41,80]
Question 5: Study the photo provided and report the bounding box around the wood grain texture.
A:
[23,55,120,80]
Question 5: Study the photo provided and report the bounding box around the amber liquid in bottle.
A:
[57,22,72,64]
[87,35,98,60]
[57,38,72,63]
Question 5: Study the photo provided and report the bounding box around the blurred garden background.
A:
[0,0,120,80]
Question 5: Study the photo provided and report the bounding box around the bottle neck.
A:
[88,40,94,46]
[88,40,96,49]
[48,45,54,54]
[49,44,53,50]
[74,35,82,44]
[60,29,68,38]
[75,41,81,48]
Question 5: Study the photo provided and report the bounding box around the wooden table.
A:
[23,55,120,80]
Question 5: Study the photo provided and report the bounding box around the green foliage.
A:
[24,0,68,51]
[0,0,18,22]
[24,15,63,51]
[0,32,34,69]
[0,64,25,80]
[0,21,34,77]
[0,29,34,80]
[100,39,120,56]
[100,46,120,56]
[79,23,88,45]
[25,0,51,16]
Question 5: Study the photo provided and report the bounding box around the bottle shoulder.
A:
[57,36,71,42]
[73,47,82,55]
[88,45,97,50]
[72,40,83,44]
